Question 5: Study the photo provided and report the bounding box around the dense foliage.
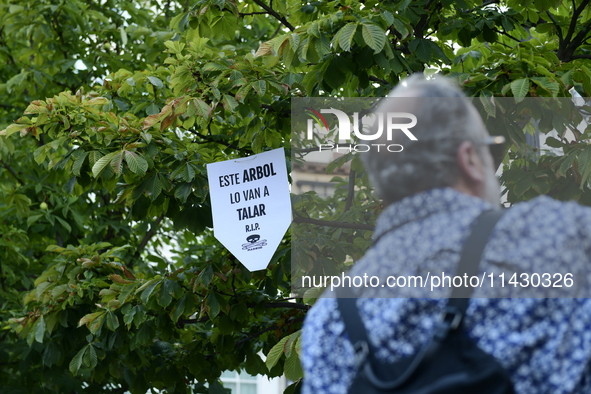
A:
[0,0,590,393]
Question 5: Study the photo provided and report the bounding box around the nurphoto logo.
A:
[304,107,418,152]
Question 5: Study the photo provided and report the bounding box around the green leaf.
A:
[531,77,559,96]
[513,173,534,197]
[252,80,267,96]
[560,69,574,86]
[27,214,43,227]
[197,264,214,286]
[269,33,289,55]
[42,342,61,368]
[92,151,119,178]
[124,151,149,175]
[0,123,29,137]
[193,99,212,119]
[265,130,282,148]
[56,216,72,233]
[578,146,591,188]
[110,151,124,174]
[35,316,46,343]
[83,344,98,369]
[120,26,128,46]
[266,335,289,370]
[457,28,472,47]
[284,350,304,381]
[174,183,192,203]
[535,23,553,34]
[64,178,77,197]
[157,279,174,308]
[391,18,409,39]
[123,307,137,327]
[308,21,320,38]
[380,10,394,26]
[202,63,228,72]
[222,94,238,112]
[544,136,563,148]
[106,311,119,331]
[557,153,576,177]
[315,34,330,57]
[147,76,163,89]
[145,103,160,115]
[361,24,386,53]
[534,0,552,12]
[72,151,89,176]
[284,381,302,394]
[409,39,432,63]
[284,330,301,358]
[171,294,187,323]
[182,164,196,182]
[69,346,86,375]
[145,175,163,200]
[323,57,346,90]
[170,11,189,31]
[140,279,161,303]
[337,23,358,52]
[479,94,496,117]
[205,293,220,319]
[302,287,323,305]
[208,381,230,394]
[580,66,591,96]
[289,33,300,50]
[510,78,530,101]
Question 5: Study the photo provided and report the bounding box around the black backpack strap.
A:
[337,208,505,364]
[337,290,371,365]
[445,209,505,328]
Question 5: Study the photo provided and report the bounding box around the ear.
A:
[456,141,486,184]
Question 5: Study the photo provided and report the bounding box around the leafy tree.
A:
[0,0,590,393]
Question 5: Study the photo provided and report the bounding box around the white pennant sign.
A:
[206,148,291,271]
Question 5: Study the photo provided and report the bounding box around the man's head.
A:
[360,74,500,206]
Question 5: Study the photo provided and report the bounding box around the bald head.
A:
[360,74,498,205]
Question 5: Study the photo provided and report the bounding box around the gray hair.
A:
[360,74,483,204]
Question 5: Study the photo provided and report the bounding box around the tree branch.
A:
[564,0,590,47]
[261,104,290,117]
[236,316,305,346]
[566,20,591,54]
[344,169,355,212]
[136,214,165,255]
[269,23,282,39]
[189,129,242,151]
[293,215,375,231]
[178,316,209,326]
[546,11,564,45]
[369,76,390,85]
[492,28,520,42]
[0,27,18,69]
[262,302,310,311]
[177,304,306,328]
[236,324,278,346]
[240,11,269,16]
[164,0,172,21]
[251,0,295,31]
[0,104,18,109]
[0,261,6,293]
[570,54,591,60]
[0,160,24,185]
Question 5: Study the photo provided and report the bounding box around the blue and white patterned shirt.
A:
[301,188,591,394]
